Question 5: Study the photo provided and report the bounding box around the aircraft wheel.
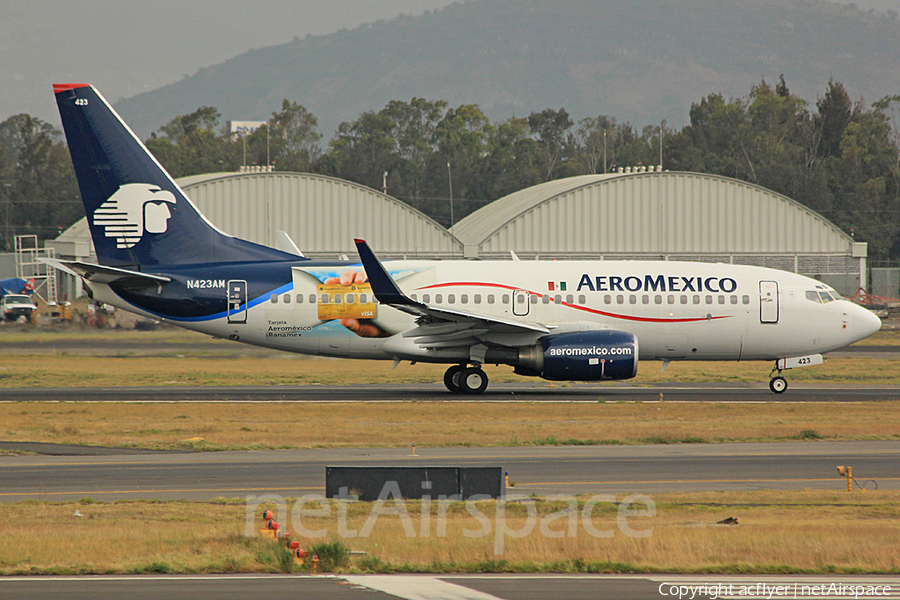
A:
[769,376,788,394]
[459,367,489,394]
[443,365,464,393]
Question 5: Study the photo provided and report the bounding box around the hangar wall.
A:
[451,171,865,292]
[179,172,462,259]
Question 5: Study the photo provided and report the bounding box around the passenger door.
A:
[759,281,779,324]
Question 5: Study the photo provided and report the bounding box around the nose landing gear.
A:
[769,363,788,394]
[443,364,489,394]
[769,375,788,394]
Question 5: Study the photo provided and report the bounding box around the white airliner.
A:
[50,83,882,394]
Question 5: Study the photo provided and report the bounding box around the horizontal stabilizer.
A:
[39,258,171,285]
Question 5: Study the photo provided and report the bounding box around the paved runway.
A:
[2,381,900,402]
[1,440,897,502]
[1,574,898,600]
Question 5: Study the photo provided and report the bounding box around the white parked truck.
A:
[0,294,37,322]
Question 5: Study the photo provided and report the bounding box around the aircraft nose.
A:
[852,304,882,340]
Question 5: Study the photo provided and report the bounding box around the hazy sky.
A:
[1,0,895,127]
[1,0,455,125]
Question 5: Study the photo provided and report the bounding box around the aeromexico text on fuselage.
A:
[575,274,738,294]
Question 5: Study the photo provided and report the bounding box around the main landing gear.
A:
[769,363,788,394]
[444,364,489,394]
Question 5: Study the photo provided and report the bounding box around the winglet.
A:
[354,239,417,306]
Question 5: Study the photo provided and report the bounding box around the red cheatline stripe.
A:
[416,281,733,324]
[53,83,90,93]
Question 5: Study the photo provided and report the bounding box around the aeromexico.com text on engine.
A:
[548,346,634,357]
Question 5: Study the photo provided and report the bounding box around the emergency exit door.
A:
[759,280,779,324]
[227,280,248,324]
[512,289,530,316]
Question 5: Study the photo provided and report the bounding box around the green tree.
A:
[146,106,234,177]
[527,108,573,181]
[0,114,79,250]
[427,104,493,225]
[478,117,541,202]
[817,79,853,159]
[323,110,398,193]
[383,98,448,205]
[265,99,322,172]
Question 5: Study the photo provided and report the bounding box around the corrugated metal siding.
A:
[479,172,852,255]
[183,173,462,258]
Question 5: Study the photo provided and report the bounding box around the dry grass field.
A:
[1,490,897,575]
[2,400,899,450]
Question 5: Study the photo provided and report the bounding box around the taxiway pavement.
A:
[1,440,897,502]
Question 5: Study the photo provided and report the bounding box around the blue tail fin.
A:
[54,84,297,268]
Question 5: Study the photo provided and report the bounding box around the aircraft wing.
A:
[39,258,171,285]
[354,239,549,351]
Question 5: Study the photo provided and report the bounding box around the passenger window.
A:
[742,295,750,305]
[693,296,700,305]
[806,291,821,303]
[668,295,675,304]
[410,294,417,302]
[461,294,468,304]
[488,295,495,304]
[296,294,303,304]
[283,294,291,304]
[642,295,650,305]
[448,294,455,304]
[531,295,538,304]
[423,294,430,303]
[502,294,510,303]
[346,294,355,304]
[629,295,637,305]
[555,295,562,304]
[435,294,443,303]
[359,294,367,304]
[320,293,329,304]
[542,295,550,304]
[603,294,611,304]
[730,295,738,305]
[578,295,586,304]
[680,295,688,304]
[705,295,713,304]
[655,295,663,305]
[333,293,342,304]
[617,294,624,304]
[717,296,725,305]
[309,294,316,304]
[566,294,574,304]
[271,294,278,304]
[474,294,481,304]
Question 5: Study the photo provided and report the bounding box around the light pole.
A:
[447,162,454,230]
[2,182,12,253]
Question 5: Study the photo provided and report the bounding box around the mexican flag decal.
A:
[548,281,567,292]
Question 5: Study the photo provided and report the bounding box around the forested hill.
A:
[114,0,900,138]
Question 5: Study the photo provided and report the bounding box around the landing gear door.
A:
[759,280,779,324]
[512,289,530,316]
[227,280,248,324]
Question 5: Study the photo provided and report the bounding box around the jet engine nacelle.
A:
[515,330,638,381]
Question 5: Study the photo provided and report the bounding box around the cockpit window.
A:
[805,291,821,303]
[819,291,835,303]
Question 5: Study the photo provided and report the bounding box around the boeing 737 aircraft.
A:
[50,84,882,394]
